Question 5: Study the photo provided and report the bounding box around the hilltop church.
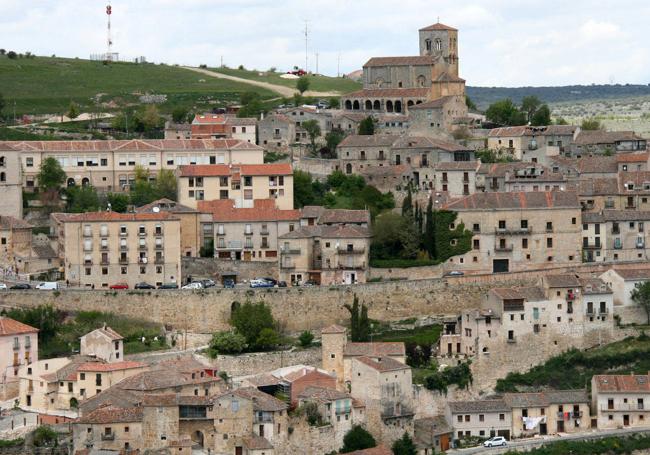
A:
[341,22,468,131]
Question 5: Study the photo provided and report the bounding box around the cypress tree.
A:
[402,188,413,217]
[345,294,360,342]
[424,198,436,259]
[359,304,370,342]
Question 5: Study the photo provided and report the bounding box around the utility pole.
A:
[315,52,319,75]
[220,55,223,68]
[303,20,309,72]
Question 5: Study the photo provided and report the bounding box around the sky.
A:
[1,0,649,87]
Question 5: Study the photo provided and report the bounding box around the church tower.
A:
[419,22,459,78]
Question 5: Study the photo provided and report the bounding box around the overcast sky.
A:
[1,0,649,87]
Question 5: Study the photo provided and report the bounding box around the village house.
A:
[0,144,24,219]
[80,326,124,362]
[487,125,577,160]
[414,416,453,454]
[571,130,647,157]
[0,139,264,193]
[600,268,650,324]
[177,163,294,210]
[592,373,650,430]
[199,199,299,263]
[581,211,650,263]
[0,216,34,272]
[408,96,468,134]
[190,113,257,143]
[448,400,512,441]
[53,211,182,289]
[164,121,191,140]
[258,113,296,150]
[0,317,38,400]
[432,161,481,196]
[475,162,565,193]
[444,191,582,273]
[337,135,396,175]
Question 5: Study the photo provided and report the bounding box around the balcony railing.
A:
[253,415,274,424]
[260,229,270,236]
[100,258,109,265]
[281,248,301,255]
[155,244,164,250]
[281,263,296,269]
[495,243,514,252]
[583,243,602,250]
[495,227,531,235]
[101,433,115,441]
[600,404,645,411]
[119,257,129,264]
[139,244,148,250]
[155,256,165,264]
[338,247,366,254]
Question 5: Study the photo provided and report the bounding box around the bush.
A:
[424,362,472,394]
[33,426,57,447]
[340,425,376,453]
[208,331,247,356]
[298,331,314,347]
[230,301,278,350]
[256,328,280,350]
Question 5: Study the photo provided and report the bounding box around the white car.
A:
[483,436,507,447]
[181,282,203,290]
[0,283,6,290]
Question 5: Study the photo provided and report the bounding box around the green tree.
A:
[632,282,650,325]
[424,198,436,259]
[208,331,247,356]
[66,185,100,213]
[67,102,80,119]
[230,301,277,349]
[328,97,340,109]
[344,295,370,342]
[296,76,310,94]
[293,170,324,208]
[140,105,162,131]
[107,193,129,212]
[341,425,376,453]
[32,426,58,447]
[521,96,541,123]
[485,99,526,126]
[302,119,321,154]
[256,327,280,350]
[240,92,260,106]
[172,107,189,123]
[402,188,413,217]
[154,169,177,201]
[555,117,569,125]
[129,166,157,206]
[581,118,602,130]
[37,157,66,191]
[358,116,375,135]
[324,129,345,156]
[371,212,419,260]
[465,95,477,111]
[392,432,417,455]
[5,305,60,343]
[531,104,551,126]
[298,331,314,347]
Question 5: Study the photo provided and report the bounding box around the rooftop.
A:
[279,224,371,240]
[354,356,410,373]
[338,134,397,148]
[76,406,143,424]
[449,399,510,414]
[0,138,263,152]
[179,162,292,177]
[62,211,176,223]
[198,199,300,222]
[85,326,124,341]
[0,317,38,336]
[229,387,288,412]
[419,22,458,31]
[444,191,580,211]
[544,274,581,289]
[344,88,431,99]
[76,361,146,372]
[0,216,33,230]
[593,374,650,392]
[345,342,405,358]
[298,386,351,402]
[574,130,644,146]
[135,198,197,214]
[363,56,437,67]
[608,268,650,281]
[321,324,346,334]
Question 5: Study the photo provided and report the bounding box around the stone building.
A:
[178,163,294,210]
[0,146,23,219]
[0,317,38,400]
[190,113,257,144]
[341,22,468,132]
[581,210,650,263]
[448,399,512,440]
[408,96,468,134]
[54,211,182,289]
[164,121,191,140]
[592,373,650,430]
[414,416,453,454]
[571,130,646,156]
[199,199,299,263]
[600,268,650,324]
[444,191,582,273]
[80,326,124,362]
[74,406,144,453]
[487,125,577,160]
[258,114,295,150]
[432,161,481,197]
[0,139,264,193]
[0,216,34,271]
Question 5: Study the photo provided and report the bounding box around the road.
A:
[448,426,650,454]
[182,66,342,98]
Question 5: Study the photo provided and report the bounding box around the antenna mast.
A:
[106,3,113,61]
[304,20,309,72]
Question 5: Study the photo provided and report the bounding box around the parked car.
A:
[199,279,216,288]
[182,282,203,290]
[250,279,274,288]
[301,280,318,287]
[262,277,278,286]
[0,283,7,290]
[223,278,235,289]
[158,283,179,289]
[277,281,287,288]
[36,282,59,290]
[135,282,155,290]
[10,283,31,290]
[109,283,129,290]
[483,436,507,448]
[444,271,464,277]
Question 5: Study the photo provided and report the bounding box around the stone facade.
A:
[0,147,23,219]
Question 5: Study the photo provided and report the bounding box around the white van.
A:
[36,282,59,290]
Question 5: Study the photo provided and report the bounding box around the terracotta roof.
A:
[344,88,430,99]
[577,178,619,196]
[321,324,346,334]
[301,206,326,219]
[544,274,581,288]
[298,386,351,402]
[489,125,576,138]
[85,326,124,341]
[392,136,469,152]
[593,374,650,392]
[338,135,396,148]
[618,171,650,194]
[574,130,644,146]
[117,367,218,391]
[444,191,580,211]
[419,22,458,31]
[617,152,648,163]
[0,317,38,335]
[435,72,465,83]
[408,96,456,110]
[0,138,263,152]
[609,268,650,281]
[575,156,618,174]
[193,114,226,125]
[79,387,143,415]
[260,113,292,124]
[478,162,551,178]
[355,356,409,373]
[363,56,436,67]
[319,209,370,225]
[435,161,480,171]
[77,361,146,372]
[229,387,288,412]
[579,278,611,295]
[346,446,393,455]
[198,199,300,222]
[345,342,405,357]
[491,286,545,301]
[243,435,274,450]
[279,224,371,239]
[504,390,588,408]
[135,198,197,214]
[0,216,33,230]
[225,117,257,126]
[30,243,58,260]
[179,162,292,177]
[449,399,510,413]
[76,406,143,424]
[63,211,176,223]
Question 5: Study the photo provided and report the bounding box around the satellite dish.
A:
[153,206,160,213]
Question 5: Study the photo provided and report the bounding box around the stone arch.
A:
[81,177,90,187]
[425,39,432,52]
[435,38,442,51]
[230,301,241,317]
[407,100,414,107]
[395,100,402,113]
[386,100,394,113]
[345,163,352,175]
[352,100,360,111]
[344,100,352,110]
[192,430,204,448]
[365,100,372,110]
[67,178,76,187]
[416,100,423,105]
[416,75,426,87]
[373,100,380,111]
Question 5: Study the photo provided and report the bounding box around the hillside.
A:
[0,55,276,116]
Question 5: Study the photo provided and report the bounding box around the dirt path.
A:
[182,66,342,98]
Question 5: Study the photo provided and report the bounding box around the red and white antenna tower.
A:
[106,3,113,61]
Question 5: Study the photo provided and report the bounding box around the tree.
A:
[37,157,66,191]
[530,104,551,126]
[7,51,17,59]
[296,76,310,94]
[424,197,436,259]
[465,95,477,111]
[402,187,413,217]
[154,169,177,201]
[298,331,314,347]
[230,301,277,350]
[0,49,5,55]
[371,212,419,260]
[107,193,129,213]
[344,295,371,342]
[521,96,541,123]
[172,107,189,123]
[328,97,340,109]
[392,432,417,455]
[632,282,650,325]
[485,99,526,126]
[140,105,162,131]
[358,116,375,135]
[340,425,376,453]
[256,327,280,350]
[324,129,345,156]
[67,102,80,119]
[5,305,60,343]
[581,118,602,131]
[66,186,100,213]
[293,170,324,208]
[129,166,157,207]
[555,117,569,125]
[208,331,247,356]
[32,426,58,447]
[302,119,321,154]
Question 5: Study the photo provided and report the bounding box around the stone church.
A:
[341,22,468,130]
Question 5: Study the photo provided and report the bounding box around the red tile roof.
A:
[593,374,650,392]
[193,114,227,125]
[0,216,33,230]
[198,199,300,222]
[0,138,263,152]
[616,152,648,163]
[344,88,430,98]
[76,406,143,424]
[63,211,176,223]
[77,361,146,372]
[444,191,580,211]
[0,317,38,335]
[344,342,405,357]
[87,326,124,341]
[419,22,458,31]
[355,356,410,373]
[179,163,292,177]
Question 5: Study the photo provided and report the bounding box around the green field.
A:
[210,67,362,94]
[0,55,276,116]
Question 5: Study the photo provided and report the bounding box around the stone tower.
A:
[418,22,459,78]
[0,147,23,219]
[321,325,347,386]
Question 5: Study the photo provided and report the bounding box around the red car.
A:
[109,282,129,290]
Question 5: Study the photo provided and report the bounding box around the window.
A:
[498,220,506,229]
[546,221,553,231]
[499,413,505,421]
[522,238,528,249]
[479,414,484,422]
[547,238,553,248]
[26,157,34,167]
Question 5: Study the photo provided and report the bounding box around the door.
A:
[235,447,243,455]
[557,420,564,432]
[440,434,450,451]
[540,423,547,435]
[493,259,509,273]
[497,430,510,440]
[624,415,630,426]
[243,251,252,262]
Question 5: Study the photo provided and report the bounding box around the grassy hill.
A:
[0,55,276,116]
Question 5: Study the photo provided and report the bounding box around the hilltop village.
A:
[1,21,650,455]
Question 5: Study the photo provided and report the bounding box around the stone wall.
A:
[198,348,321,377]
[294,157,339,180]
[181,257,278,282]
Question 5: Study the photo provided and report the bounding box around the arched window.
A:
[345,100,352,110]
[407,100,414,107]
[386,101,394,113]
[395,100,402,113]
[373,100,380,111]
[67,178,76,187]
[365,100,372,110]
[435,38,442,51]
[0,157,5,167]
[345,163,352,175]
[425,39,431,51]
[352,100,360,111]
[416,75,426,87]
[82,177,90,187]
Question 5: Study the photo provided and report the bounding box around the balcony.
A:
[139,244,148,250]
[83,231,92,238]
[260,229,270,236]
[599,308,609,315]
[586,309,595,316]
[281,248,301,255]
[13,343,19,351]
[84,260,93,266]
[100,244,109,251]
[119,231,128,237]
[101,433,115,441]
[567,292,576,301]
[626,204,636,210]
[495,227,531,235]
[281,263,296,270]
[583,243,602,250]
[155,256,165,264]
[490,183,499,190]
[155,244,164,250]
[338,247,366,255]
[100,258,109,265]
[253,414,274,424]
[495,243,513,252]
[138,230,147,236]
[600,404,645,411]
[119,257,129,265]
[120,245,128,251]
[138,257,148,264]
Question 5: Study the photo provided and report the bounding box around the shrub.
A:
[298,331,314,347]
[33,426,57,447]
[208,331,247,356]
[340,425,376,453]
[256,328,280,350]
